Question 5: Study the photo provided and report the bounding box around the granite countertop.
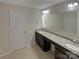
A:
[36,29,79,57]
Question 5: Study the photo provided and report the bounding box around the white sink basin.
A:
[65,42,79,52]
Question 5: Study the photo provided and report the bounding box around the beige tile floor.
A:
[0,44,54,59]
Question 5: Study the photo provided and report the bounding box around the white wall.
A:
[0,2,41,56]
[0,3,10,55]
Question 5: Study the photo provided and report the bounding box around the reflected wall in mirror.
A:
[42,0,79,39]
[42,11,77,34]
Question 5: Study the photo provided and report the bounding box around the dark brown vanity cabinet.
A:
[35,32,51,52]
[55,45,69,59]
[55,44,79,59]
[35,32,79,59]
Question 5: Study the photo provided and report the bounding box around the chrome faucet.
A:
[72,40,79,44]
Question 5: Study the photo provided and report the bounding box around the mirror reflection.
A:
[42,1,79,38]
[42,11,77,34]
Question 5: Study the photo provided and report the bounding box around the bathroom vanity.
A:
[40,0,79,59]
[35,29,79,59]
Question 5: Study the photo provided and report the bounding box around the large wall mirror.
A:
[42,0,79,40]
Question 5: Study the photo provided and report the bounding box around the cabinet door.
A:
[43,37,51,52]
[55,46,69,59]
[55,49,68,59]
[35,32,51,52]
[35,32,44,48]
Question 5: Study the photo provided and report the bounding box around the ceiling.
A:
[0,0,66,9]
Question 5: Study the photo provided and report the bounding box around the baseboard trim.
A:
[0,43,34,58]
[0,51,12,58]
[26,43,34,48]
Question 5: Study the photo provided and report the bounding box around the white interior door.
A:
[10,9,27,51]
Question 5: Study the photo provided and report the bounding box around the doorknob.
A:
[24,31,27,33]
